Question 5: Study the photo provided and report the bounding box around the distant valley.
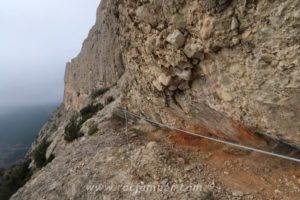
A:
[0,104,59,168]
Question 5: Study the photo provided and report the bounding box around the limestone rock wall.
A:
[117,0,300,147]
[64,0,300,147]
[64,0,124,110]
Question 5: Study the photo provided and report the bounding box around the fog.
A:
[0,0,101,108]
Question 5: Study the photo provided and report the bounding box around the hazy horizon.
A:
[0,0,101,108]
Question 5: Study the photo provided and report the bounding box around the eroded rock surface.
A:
[62,0,300,152]
[64,0,124,110]
[116,0,300,147]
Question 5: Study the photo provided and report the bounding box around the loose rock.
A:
[166,30,186,48]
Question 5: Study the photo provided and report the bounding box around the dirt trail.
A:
[167,130,300,200]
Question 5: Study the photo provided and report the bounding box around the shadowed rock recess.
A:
[10,0,300,199]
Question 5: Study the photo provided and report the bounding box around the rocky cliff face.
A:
[65,0,300,148]
[64,0,124,110]
[10,0,300,199]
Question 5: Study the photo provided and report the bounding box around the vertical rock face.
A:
[63,0,300,147]
[64,0,124,110]
[117,0,300,147]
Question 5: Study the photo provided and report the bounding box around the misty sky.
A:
[0,0,101,107]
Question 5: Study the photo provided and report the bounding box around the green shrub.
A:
[80,103,103,118]
[64,104,103,142]
[105,96,115,105]
[64,115,83,142]
[88,124,98,136]
[80,103,104,123]
[32,139,54,168]
[47,154,55,163]
[91,87,110,99]
[0,159,32,200]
